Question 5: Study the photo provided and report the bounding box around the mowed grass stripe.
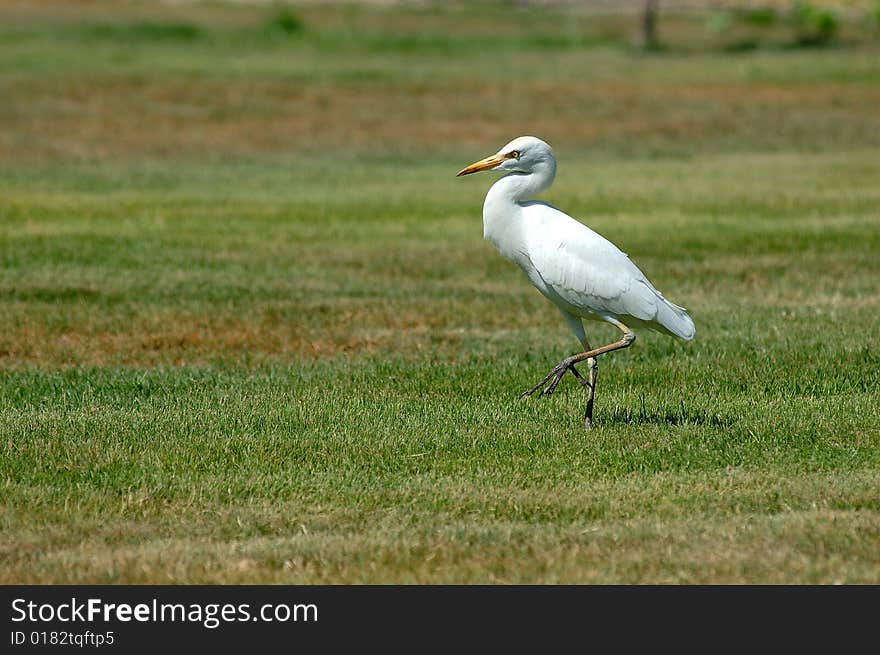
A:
[3,471,877,583]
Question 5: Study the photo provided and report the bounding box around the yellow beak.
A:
[456,153,507,177]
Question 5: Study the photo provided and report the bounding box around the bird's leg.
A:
[520,323,634,404]
[565,359,599,429]
[583,356,598,430]
[569,357,597,386]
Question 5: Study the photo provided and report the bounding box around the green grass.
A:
[0,1,878,583]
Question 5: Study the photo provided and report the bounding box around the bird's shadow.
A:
[602,405,733,428]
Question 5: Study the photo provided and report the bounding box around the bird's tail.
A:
[654,296,695,341]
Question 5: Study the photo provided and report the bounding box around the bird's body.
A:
[458,136,694,429]
[485,192,695,341]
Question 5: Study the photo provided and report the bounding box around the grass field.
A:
[1,1,879,583]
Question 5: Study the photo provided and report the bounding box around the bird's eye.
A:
[508,150,520,159]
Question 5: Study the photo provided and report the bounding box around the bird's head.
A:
[456,136,555,178]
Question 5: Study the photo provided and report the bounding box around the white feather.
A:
[523,201,694,339]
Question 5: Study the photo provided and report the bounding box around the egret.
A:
[457,136,695,430]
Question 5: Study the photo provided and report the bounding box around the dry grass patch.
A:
[3,75,880,162]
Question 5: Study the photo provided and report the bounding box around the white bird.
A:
[457,136,694,429]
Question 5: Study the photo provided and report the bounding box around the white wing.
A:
[521,202,695,340]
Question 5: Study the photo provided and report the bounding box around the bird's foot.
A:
[521,358,597,431]
[569,364,591,387]
[519,357,578,398]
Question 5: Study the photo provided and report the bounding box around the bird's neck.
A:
[482,163,556,251]
[487,161,556,205]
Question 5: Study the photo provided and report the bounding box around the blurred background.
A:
[3,0,880,165]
